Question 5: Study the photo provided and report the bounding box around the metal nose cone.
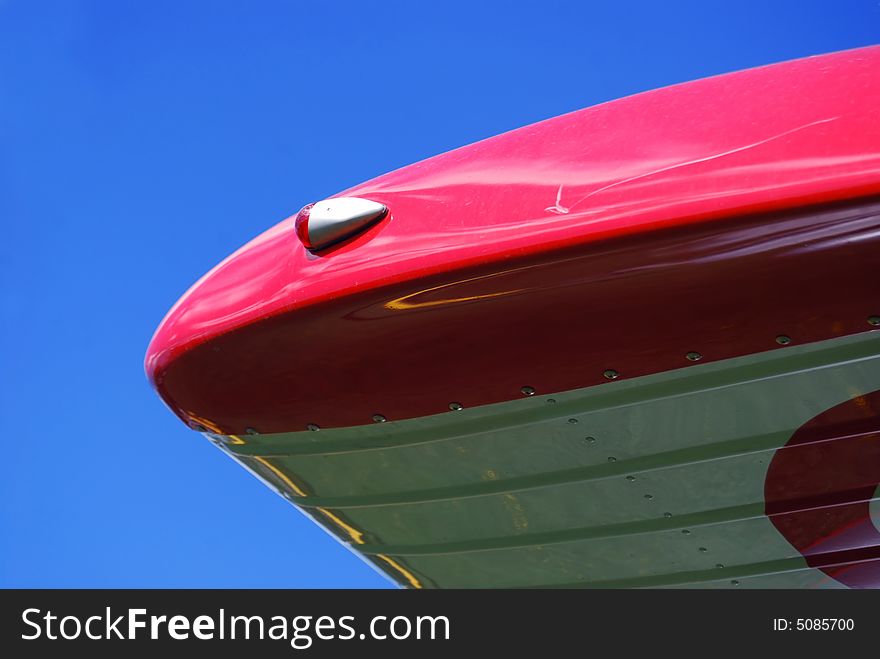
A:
[294,197,388,251]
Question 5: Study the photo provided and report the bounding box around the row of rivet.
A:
[293,316,879,431]
[583,434,728,575]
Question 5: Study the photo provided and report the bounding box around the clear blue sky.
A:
[1,1,877,587]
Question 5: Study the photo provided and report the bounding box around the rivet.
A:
[698,547,708,553]
[775,335,792,345]
[625,475,636,482]
[520,386,535,396]
[372,414,387,423]
[730,579,740,586]
[584,436,596,443]
[868,316,880,327]
[644,493,654,500]
[607,456,617,463]
[546,398,556,404]
[245,427,258,435]
[306,423,320,432]
[603,369,619,380]
[715,563,725,569]
[567,418,578,424]
[682,529,691,535]
[686,351,702,362]
[663,512,673,518]
[449,402,463,411]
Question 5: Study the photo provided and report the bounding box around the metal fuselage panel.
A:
[146,47,880,435]
[210,332,880,588]
[157,197,880,435]
[145,47,880,588]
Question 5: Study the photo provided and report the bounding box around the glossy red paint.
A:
[765,391,880,589]
[145,47,880,433]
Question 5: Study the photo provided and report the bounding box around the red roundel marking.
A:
[765,390,880,588]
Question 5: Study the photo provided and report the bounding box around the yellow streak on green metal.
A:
[252,456,308,497]
[317,508,365,545]
[376,554,423,589]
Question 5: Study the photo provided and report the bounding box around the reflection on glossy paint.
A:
[375,554,422,589]
[252,458,424,588]
[186,412,225,434]
[253,456,308,497]
[316,508,365,545]
[156,196,880,434]
[145,47,880,395]
[384,269,527,311]
[554,116,841,216]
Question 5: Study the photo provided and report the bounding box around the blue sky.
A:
[1,1,877,587]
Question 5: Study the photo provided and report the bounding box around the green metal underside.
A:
[208,331,880,588]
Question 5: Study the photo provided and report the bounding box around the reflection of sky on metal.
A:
[872,484,880,537]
